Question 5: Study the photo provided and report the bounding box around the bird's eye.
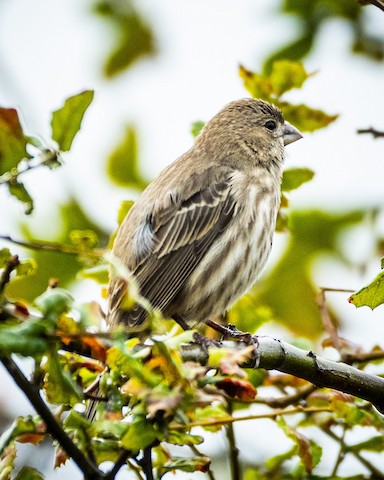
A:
[265,120,277,131]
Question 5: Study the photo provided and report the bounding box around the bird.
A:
[107,98,302,333]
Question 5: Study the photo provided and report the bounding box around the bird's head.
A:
[196,98,302,168]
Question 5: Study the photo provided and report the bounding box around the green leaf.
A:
[238,64,337,133]
[279,102,338,132]
[14,467,44,480]
[0,108,29,175]
[349,269,384,310]
[160,456,211,475]
[35,288,74,319]
[277,418,321,473]
[107,345,162,388]
[91,439,121,464]
[7,180,34,214]
[191,121,205,137]
[121,416,157,453]
[69,229,98,249]
[239,65,273,100]
[106,125,147,190]
[0,416,41,455]
[281,168,315,192]
[263,34,314,75]
[167,431,203,446]
[0,319,49,356]
[51,90,94,151]
[80,264,109,284]
[64,410,91,453]
[94,1,155,77]
[16,259,37,277]
[0,248,12,268]
[90,419,129,440]
[332,399,367,427]
[270,60,309,96]
[265,445,297,471]
[45,348,83,405]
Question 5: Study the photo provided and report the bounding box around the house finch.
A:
[108,98,302,331]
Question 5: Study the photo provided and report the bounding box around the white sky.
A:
[0,1,384,478]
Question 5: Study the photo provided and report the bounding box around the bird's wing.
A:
[112,171,237,326]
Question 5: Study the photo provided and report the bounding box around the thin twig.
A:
[189,445,216,480]
[251,383,317,408]
[331,425,347,477]
[169,406,332,430]
[0,234,103,257]
[358,0,384,12]
[226,402,240,480]
[319,287,355,293]
[0,150,60,185]
[357,127,384,138]
[317,288,342,352]
[344,349,384,364]
[324,427,384,478]
[0,255,20,293]
[126,459,145,479]
[0,355,103,480]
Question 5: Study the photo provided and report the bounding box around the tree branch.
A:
[181,336,384,412]
[0,356,103,480]
[0,234,103,257]
[358,0,384,12]
[357,127,384,138]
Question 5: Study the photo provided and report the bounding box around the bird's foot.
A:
[204,319,256,344]
[192,332,221,348]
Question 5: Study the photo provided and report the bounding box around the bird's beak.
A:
[283,121,303,146]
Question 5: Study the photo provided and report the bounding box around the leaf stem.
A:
[0,150,60,185]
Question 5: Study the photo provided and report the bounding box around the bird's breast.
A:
[177,179,280,323]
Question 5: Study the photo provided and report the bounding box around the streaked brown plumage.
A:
[108,98,302,330]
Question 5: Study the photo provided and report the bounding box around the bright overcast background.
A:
[0,0,383,478]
